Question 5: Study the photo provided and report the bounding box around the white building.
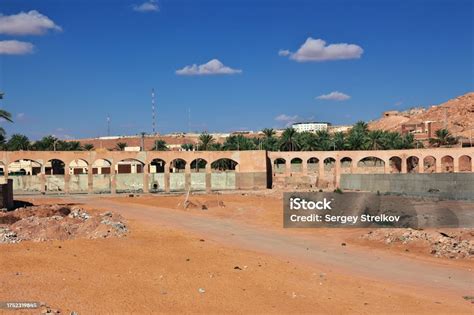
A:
[292,122,330,133]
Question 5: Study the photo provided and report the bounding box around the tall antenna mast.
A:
[152,88,156,134]
[107,115,111,136]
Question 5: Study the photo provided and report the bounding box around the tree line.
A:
[0,106,457,152]
[185,121,456,152]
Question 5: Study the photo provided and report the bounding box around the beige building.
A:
[292,122,330,133]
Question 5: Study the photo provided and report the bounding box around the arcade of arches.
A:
[0,147,472,193]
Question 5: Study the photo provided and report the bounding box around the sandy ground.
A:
[0,192,473,314]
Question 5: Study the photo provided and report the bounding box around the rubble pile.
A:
[0,205,128,244]
[361,228,474,259]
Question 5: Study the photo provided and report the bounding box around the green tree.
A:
[314,130,332,151]
[279,128,299,151]
[0,109,13,136]
[346,122,370,150]
[223,134,256,151]
[31,135,58,151]
[261,128,278,151]
[297,132,318,151]
[332,132,347,150]
[181,143,194,151]
[367,130,385,150]
[115,142,127,151]
[83,143,94,151]
[7,134,30,151]
[429,128,457,147]
[61,141,82,151]
[152,140,168,151]
[198,132,215,150]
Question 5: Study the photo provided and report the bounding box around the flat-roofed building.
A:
[292,122,330,133]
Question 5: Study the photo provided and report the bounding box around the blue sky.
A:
[0,0,472,140]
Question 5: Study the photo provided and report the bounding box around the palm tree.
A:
[115,142,127,151]
[198,132,215,150]
[7,134,30,151]
[0,107,13,136]
[429,128,457,147]
[223,135,256,151]
[83,143,94,151]
[279,128,299,151]
[262,128,275,138]
[333,132,346,150]
[152,140,168,151]
[297,132,318,151]
[181,143,194,151]
[261,128,278,151]
[315,130,332,151]
[367,130,385,150]
[31,135,58,151]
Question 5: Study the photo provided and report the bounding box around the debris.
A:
[0,204,128,243]
[361,228,473,259]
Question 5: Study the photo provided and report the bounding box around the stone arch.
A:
[441,155,454,173]
[323,157,336,175]
[290,157,303,173]
[92,159,112,174]
[273,158,286,174]
[0,161,4,175]
[69,159,88,175]
[459,155,472,172]
[46,159,66,175]
[169,158,186,173]
[149,158,166,173]
[211,158,238,172]
[117,158,144,174]
[423,156,436,173]
[306,157,319,173]
[389,156,402,173]
[190,158,208,173]
[357,156,385,174]
[340,157,352,174]
[407,156,420,173]
[8,159,42,175]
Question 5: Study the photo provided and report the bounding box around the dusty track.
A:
[76,196,473,296]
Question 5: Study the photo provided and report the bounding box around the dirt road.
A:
[77,196,472,295]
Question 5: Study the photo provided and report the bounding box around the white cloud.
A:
[278,49,290,57]
[316,91,351,101]
[133,0,160,12]
[275,114,299,127]
[280,37,363,62]
[16,113,25,120]
[0,40,34,55]
[176,59,242,76]
[0,10,61,35]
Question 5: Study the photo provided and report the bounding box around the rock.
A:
[198,288,206,294]
[234,266,242,270]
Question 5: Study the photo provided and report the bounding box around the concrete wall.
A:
[211,172,236,190]
[116,174,144,193]
[69,174,88,193]
[8,175,42,193]
[93,175,111,193]
[340,173,474,200]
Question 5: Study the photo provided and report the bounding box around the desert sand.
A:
[0,192,473,314]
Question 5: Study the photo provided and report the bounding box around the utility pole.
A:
[152,88,156,134]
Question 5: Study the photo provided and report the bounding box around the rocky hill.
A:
[369,92,474,138]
